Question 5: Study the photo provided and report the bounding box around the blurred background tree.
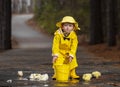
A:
[12,0,34,14]
[0,0,11,50]
[89,0,118,46]
[34,0,90,35]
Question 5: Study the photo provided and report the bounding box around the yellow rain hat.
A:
[56,16,80,30]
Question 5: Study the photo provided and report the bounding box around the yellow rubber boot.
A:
[52,69,56,80]
[70,69,80,79]
[52,74,56,80]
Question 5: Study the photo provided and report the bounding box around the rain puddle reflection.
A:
[53,79,80,87]
[0,70,119,87]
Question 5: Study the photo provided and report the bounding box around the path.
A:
[12,14,52,48]
[0,47,119,86]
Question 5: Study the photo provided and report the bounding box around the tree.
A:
[106,0,118,46]
[89,0,104,45]
[0,0,3,49]
[89,0,118,46]
[0,0,11,50]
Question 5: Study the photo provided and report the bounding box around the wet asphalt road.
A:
[0,47,120,87]
[0,14,119,86]
[12,14,52,48]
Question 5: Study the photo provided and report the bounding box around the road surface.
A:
[12,14,52,48]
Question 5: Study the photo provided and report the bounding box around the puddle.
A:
[0,70,119,87]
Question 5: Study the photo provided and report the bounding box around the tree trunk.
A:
[89,0,104,45]
[0,0,3,49]
[107,0,117,46]
[0,0,11,50]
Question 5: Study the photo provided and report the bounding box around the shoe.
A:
[70,69,80,79]
[52,74,56,80]
[70,75,80,79]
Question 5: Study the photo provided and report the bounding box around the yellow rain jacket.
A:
[52,28,78,70]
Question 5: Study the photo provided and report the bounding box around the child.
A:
[52,16,80,80]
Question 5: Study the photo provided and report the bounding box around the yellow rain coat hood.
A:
[56,16,80,30]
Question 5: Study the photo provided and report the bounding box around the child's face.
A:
[62,23,74,34]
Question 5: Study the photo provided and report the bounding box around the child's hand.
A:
[52,56,58,63]
[69,56,73,63]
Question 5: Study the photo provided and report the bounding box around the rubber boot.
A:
[70,69,80,79]
[52,69,56,80]
[52,74,56,80]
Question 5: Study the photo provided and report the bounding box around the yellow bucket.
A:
[55,64,70,81]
